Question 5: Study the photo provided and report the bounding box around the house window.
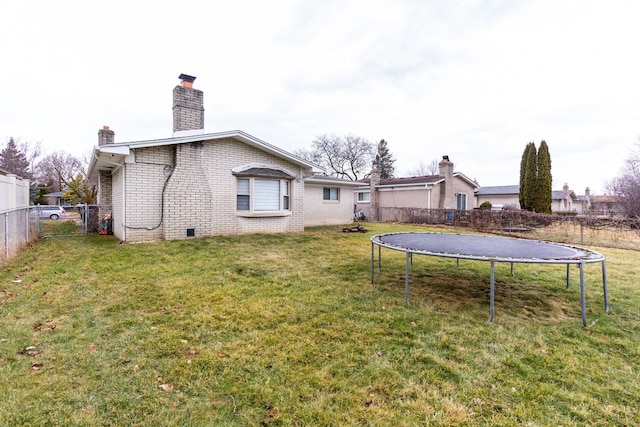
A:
[323,187,340,201]
[237,178,291,212]
[357,192,370,202]
[283,181,290,210]
[456,193,467,210]
[237,179,250,210]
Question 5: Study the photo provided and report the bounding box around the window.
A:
[237,177,291,213]
[357,192,370,202]
[283,181,290,210]
[323,187,339,201]
[456,193,467,210]
[237,179,250,210]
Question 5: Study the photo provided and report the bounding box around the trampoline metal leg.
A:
[405,252,410,304]
[371,242,375,284]
[510,262,514,277]
[580,261,587,326]
[602,260,609,314]
[378,245,381,273]
[488,260,495,322]
[566,264,570,289]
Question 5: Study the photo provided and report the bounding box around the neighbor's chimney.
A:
[585,187,590,197]
[438,155,455,209]
[173,73,204,136]
[370,167,380,221]
[563,183,569,195]
[98,125,115,145]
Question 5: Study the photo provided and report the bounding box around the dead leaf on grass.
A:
[133,364,140,372]
[376,350,386,357]
[88,344,97,353]
[31,363,43,371]
[18,346,40,357]
[186,348,197,356]
[158,384,173,392]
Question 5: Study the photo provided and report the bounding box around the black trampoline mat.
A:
[376,232,589,261]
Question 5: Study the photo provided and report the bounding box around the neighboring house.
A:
[0,168,30,211]
[475,185,520,210]
[43,191,64,206]
[590,195,620,215]
[88,74,326,242]
[355,157,480,220]
[475,183,589,213]
[552,184,578,212]
[574,187,592,215]
[304,175,363,226]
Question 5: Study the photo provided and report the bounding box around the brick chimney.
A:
[563,183,569,195]
[438,155,455,209]
[98,125,115,145]
[173,74,204,136]
[585,187,590,197]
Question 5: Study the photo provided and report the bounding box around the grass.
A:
[1,223,639,425]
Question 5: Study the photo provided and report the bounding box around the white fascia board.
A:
[99,145,132,156]
[454,172,480,188]
[377,183,433,191]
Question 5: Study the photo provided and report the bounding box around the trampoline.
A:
[371,232,609,326]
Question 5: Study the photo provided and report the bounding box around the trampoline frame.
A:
[371,232,609,326]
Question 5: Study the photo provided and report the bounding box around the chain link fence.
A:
[1,205,112,266]
[1,207,39,267]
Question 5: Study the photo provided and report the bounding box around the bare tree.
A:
[19,140,42,177]
[406,158,439,176]
[303,134,375,180]
[35,151,83,192]
[606,142,640,218]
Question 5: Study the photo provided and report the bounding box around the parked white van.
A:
[30,205,66,220]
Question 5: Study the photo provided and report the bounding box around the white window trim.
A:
[236,177,293,217]
[456,192,468,210]
[357,191,371,203]
[323,187,340,202]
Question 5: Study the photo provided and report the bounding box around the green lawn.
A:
[1,223,638,426]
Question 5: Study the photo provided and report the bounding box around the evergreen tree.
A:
[0,138,30,178]
[519,140,553,213]
[535,140,552,214]
[519,142,533,209]
[523,143,538,211]
[372,139,396,179]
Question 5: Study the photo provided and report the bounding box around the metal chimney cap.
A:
[178,73,196,83]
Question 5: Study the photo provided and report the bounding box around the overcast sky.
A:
[1,0,638,194]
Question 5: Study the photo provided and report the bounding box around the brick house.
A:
[88,74,361,242]
[354,157,479,220]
